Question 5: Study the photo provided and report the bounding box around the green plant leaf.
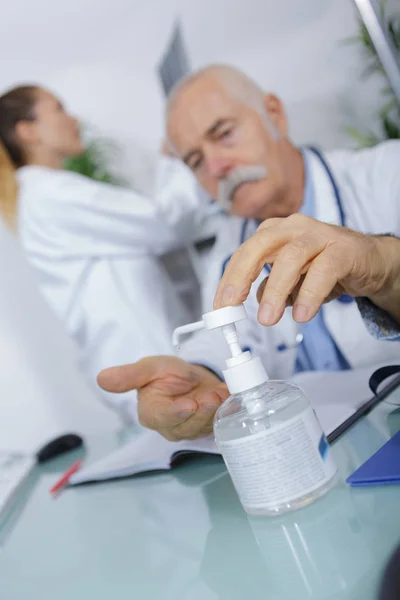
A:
[344,0,400,148]
[345,126,379,148]
[382,113,400,139]
[64,127,127,187]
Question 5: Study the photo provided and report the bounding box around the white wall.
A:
[0,0,386,189]
[180,0,384,150]
[0,0,181,191]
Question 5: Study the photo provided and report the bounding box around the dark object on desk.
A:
[36,434,83,463]
[369,365,400,395]
[379,543,400,600]
[327,371,400,445]
[346,430,400,486]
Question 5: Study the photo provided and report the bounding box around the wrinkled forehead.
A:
[167,79,238,154]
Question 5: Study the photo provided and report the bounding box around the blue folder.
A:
[347,430,400,487]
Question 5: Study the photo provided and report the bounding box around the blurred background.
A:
[0,0,399,449]
[1,0,398,193]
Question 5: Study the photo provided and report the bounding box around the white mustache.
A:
[217,165,268,212]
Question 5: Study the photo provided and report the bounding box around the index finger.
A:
[214,226,293,309]
[97,360,157,393]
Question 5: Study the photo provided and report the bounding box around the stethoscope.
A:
[220,146,354,352]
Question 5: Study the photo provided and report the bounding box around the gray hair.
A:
[166,64,278,140]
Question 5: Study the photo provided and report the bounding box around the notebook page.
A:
[175,436,219,455]
[70,431,175,484]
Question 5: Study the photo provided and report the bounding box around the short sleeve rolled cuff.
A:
[356,297,400,341]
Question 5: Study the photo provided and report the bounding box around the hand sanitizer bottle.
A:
[173,304,338,517]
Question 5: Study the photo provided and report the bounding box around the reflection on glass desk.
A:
[1,388,400,600]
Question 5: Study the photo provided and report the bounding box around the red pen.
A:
[49,459,83,495]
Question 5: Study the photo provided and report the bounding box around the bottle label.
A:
[217,406,337,511]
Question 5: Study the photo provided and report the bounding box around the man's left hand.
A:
[214,214,397,325]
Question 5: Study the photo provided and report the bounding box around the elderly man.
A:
[99,64,400,440]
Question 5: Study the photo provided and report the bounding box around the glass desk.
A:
[1,387,400,600]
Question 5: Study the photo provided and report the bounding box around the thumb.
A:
[97,357,159,393]
[215,382,230,401]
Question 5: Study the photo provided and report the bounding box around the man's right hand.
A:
[97,357,229,441]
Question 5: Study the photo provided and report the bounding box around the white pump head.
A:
[172,305,268,395]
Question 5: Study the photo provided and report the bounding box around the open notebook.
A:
[69,365,388,486]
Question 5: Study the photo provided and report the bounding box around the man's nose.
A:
[206,156,234,179]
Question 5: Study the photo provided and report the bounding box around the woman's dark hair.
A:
[0,86,38,168]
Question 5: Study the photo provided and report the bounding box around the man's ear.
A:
[263,94,289,137]
[14,120,38,146]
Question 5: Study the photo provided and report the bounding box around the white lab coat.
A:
[17,157,211,422]
[182,141,400,378]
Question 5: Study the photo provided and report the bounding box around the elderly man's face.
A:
[167,77,289,220]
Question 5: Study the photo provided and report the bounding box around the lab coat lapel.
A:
[308,149,342,226]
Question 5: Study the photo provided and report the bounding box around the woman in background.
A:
[0,85,206,422]
[0,137,17,229]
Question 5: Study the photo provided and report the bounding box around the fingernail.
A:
[219,285,235,307]
[293,304,310,322]
[201,404,220,414]
[258,303,275,325]
[178,409,196,419]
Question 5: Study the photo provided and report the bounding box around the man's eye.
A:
[191,157,203,171]
[219,128,233,139]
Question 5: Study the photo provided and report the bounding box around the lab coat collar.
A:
[299,148,315,219]
[303,148,343,226]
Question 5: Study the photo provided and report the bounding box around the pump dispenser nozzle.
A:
[222,323,242,357]
[172,305,268,395]
[172,305,247,352]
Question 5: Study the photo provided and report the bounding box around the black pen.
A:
[327,373,400,445]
